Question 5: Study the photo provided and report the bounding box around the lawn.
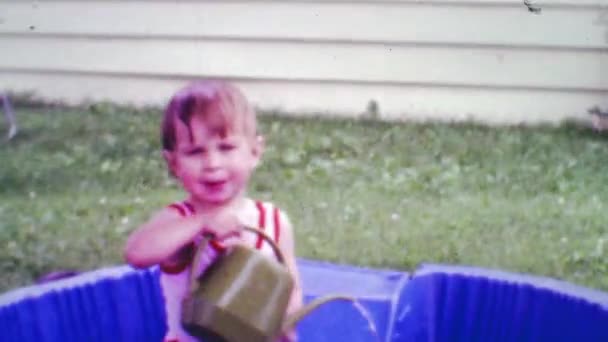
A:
[1,104,608,293]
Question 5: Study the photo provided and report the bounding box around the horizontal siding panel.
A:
[3,0,606,6]
[0,71,602,124]
[1,37,606,91]
[1,2,606,49]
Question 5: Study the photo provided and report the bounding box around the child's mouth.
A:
[202,180,227,192]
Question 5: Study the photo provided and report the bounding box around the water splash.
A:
[351,299,381,342]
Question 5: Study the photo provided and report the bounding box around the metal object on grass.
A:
[2,93,18,140]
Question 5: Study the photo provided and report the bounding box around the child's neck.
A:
[188,194,248,215]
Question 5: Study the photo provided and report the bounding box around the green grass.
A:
[1,104,608,293]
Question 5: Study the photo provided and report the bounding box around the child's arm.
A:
[277,212,303,342]
[124,207,240,269]
[123,208,205,269]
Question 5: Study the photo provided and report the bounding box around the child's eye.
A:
[219,143,236,151]
[185,147,204,155]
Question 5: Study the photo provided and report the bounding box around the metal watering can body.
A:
[181,227,354,342]
[181,228,293,342]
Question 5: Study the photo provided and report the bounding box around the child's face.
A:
[165,114,262,206]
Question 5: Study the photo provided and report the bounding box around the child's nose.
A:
[203,151,221,169]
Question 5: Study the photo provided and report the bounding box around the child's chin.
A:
[198,193,232,205]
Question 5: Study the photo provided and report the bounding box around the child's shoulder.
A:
[245,198,295,248]
[141,200,194,225]
[164,200,196,217]
[246,198,294,236]
[249,198,281,210]
[248,198,291,220]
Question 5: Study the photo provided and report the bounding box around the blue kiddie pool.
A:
[1,259,607,341]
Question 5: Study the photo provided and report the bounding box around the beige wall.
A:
[0,0,607,124]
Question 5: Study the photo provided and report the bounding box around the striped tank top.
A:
[160,199,284,342]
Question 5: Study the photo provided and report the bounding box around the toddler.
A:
[124,80,302,342]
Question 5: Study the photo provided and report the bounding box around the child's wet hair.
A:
[161,80,256,151]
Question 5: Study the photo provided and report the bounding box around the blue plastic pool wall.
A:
[393,265,608,342]
[1,259,608,341]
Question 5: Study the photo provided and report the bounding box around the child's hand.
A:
[278,330,297,342]
[198,209,243,243]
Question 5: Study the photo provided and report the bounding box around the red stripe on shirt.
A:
[255,201,266,249]
[208,230,242,254]
[168,203,186,217]
[183,201,195,215]
[160,242,194,274]
[159,261,189,274]
[210,240,227,253]
[273,207,281,244]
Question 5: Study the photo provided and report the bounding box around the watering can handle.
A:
[241,225,286,264]
[188,225,285,295]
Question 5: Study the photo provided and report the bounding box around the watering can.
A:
[181,226,353,342]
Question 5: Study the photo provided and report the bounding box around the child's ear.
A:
[252,135,265,166]
[162,150,178,178]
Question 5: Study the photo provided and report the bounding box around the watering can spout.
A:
[281,295,357,332]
